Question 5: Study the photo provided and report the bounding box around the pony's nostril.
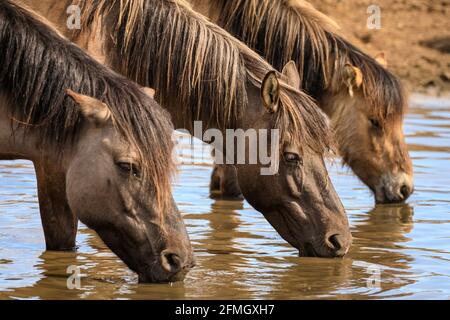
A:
[161,250,182,273]
[400,185,411,200]
[328,234,343,251]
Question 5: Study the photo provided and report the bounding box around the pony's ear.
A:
[281,61,301,89]
[374,52,388,67]
[66,89,112,126]
[261,71,280,113]
[343,64,363,98]
[142,87,156,99]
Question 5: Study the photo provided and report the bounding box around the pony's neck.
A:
[26,0,108,64]
[74,16,108,65]
[0,96,69,165]
[0,97,35,160]
[155,79,258,136]
[18,0,70,36]
[189,0,219,22]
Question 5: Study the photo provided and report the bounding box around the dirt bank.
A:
[309,0,450,95]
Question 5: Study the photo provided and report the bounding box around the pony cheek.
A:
[65,159,113,228]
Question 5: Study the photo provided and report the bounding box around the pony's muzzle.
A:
[326,234,351,257]
[160,249,195,275]
[376,172,414,204]
[300,231,352,258]
[400,184,414,201]
[161,250,182,273]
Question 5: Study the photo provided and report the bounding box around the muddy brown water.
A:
[0,94,449,300]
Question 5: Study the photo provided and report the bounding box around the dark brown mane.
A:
[212,0,407,123]
[0,0,175,207]
[78,0,332,155]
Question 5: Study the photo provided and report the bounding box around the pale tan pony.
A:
[190,0,414,204]
[19,0,353,258]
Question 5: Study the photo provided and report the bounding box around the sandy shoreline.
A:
[310,0,450,96]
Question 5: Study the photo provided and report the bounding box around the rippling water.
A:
[0,94,449,300]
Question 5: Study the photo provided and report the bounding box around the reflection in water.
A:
[348,205,416,299]
[0,94,450,299]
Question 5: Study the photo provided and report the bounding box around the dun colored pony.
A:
[0,0,194,283]
[189,0,414,204]
[71,0,351,257]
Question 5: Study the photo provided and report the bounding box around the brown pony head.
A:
[321,53,413,204]
[211,0,414,204]
[0,0,194,283]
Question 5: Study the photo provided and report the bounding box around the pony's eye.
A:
[284,152,302,165]
[117,162,140,178]
[369,119,381,129]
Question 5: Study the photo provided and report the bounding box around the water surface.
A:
[0,94,449,299]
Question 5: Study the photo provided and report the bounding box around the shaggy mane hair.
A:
[209,0,407,124]
[78,0,333,155]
